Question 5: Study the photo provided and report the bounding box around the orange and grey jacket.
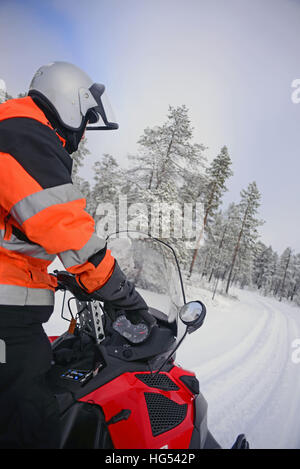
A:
[0,96,116,316]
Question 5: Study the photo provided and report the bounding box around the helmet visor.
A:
[86,83,119,130]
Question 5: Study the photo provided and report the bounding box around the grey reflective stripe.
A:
[2,233,56,260]
[0,228,5,246]
[10,183,83,225]
[59,233,106,269]
[0,284,54,305]
[0,229,56,261]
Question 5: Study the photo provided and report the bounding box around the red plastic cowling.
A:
[48,336,59,343]
[79,366,196,449]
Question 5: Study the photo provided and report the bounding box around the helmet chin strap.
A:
[58,125,86,154]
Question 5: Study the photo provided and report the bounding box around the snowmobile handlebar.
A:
[52,270,92,301]
[52,270,156,326]
[52,270,156,345]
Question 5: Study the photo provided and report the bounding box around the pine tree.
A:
[0,79,13,103]
[89,153,128,238]
[252,242,275,291]
[225,181,262,294]
[265,250,279,296]
[277,247,293,302]
[71,137,93,215]
[188,146,233,277]
[125,105,206,264]
[72,137,90,178]
[91,153,125,215]
[197,203,241,297]
[129,105,205,192]
[292,254,300,305]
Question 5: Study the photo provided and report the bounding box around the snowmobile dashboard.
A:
[104,316,176,364]
[112,314,150,344]
[111,307,175,345]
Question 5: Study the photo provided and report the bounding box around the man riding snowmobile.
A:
[0,61,153,449]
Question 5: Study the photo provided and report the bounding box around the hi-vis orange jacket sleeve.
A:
[0,96,115,308]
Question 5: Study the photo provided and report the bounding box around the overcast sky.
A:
[1,0,300,254]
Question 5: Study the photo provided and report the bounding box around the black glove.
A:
[126,308,157,330]
[104,304,156,329]
[55,270,91,301]
[90,261,148,313]
[91,261,156,330]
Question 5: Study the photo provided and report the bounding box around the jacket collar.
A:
[0,96,66,147]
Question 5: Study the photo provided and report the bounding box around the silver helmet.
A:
[29,61,118,131]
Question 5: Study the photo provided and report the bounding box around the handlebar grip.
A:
[54,271,91,301]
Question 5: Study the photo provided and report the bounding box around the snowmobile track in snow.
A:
[177,289,300,449]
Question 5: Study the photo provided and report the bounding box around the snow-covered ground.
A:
[176,282,300,449]
[44,262,300,449]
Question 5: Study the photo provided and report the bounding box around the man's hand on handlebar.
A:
[52,263,156,337]
[54,270,91,301]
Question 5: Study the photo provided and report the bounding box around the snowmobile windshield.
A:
[106,232,185,336]
[86,83,119,131]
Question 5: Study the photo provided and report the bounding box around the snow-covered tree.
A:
[0,79,13,103]
[91,153,125,214]
[124,105,206,264]
[286,253,300,301]
[225,181,263,294]
[128,105,205,193]
[292,255,300,305]
[71,137,93,214]
[87,153,129,238]
[276,247,293,302]
[198,202,241,294]
[72,137,90,178]
[252,242,276,291]
[188,146,233,276]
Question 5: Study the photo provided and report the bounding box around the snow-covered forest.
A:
[74,105,300,308]
[1,88,299,308]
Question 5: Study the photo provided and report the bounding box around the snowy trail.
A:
[176,288,300,449]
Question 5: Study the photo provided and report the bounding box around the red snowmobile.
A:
[47,232,248,449]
